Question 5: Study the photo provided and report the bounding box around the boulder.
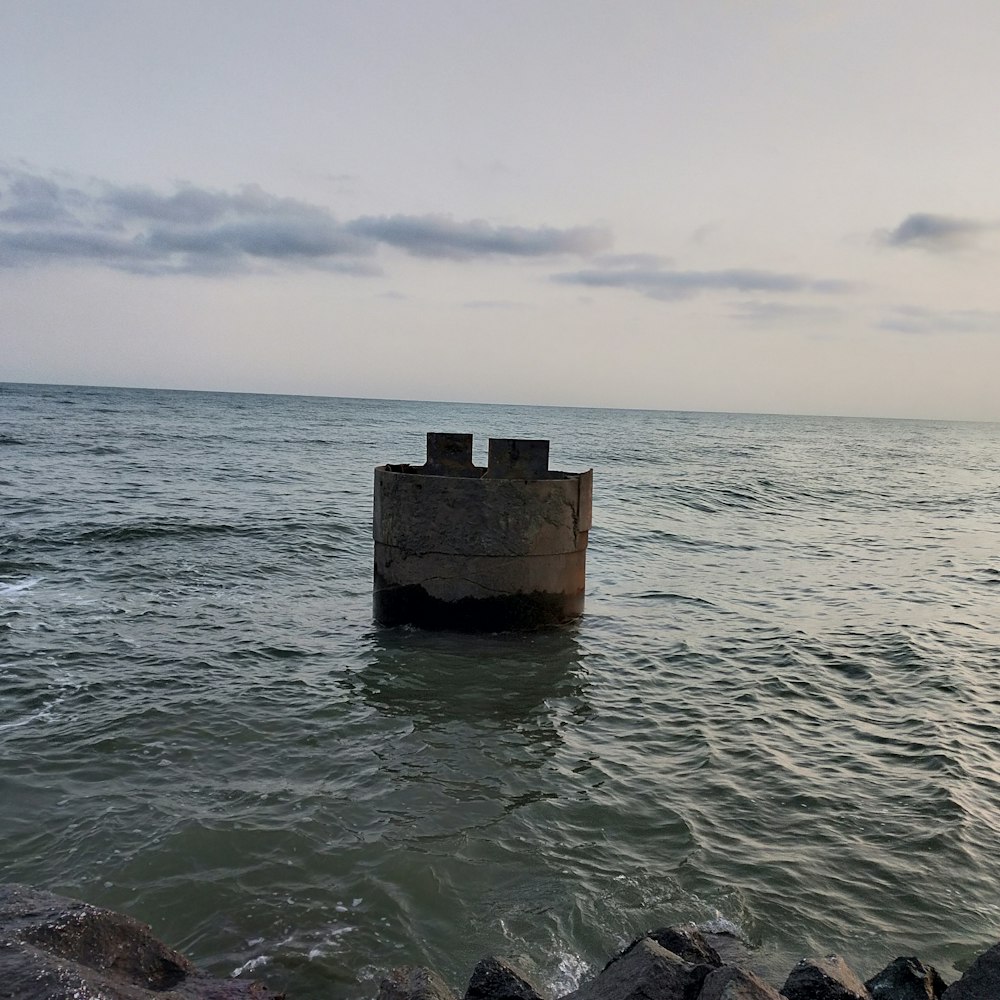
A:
[942,942,1000,1000]
[865,957,947,999]
[701,931,757,972]
[698,966,785,999]
[564,937,711,1000]
[782,954,870,1000]
[645,927,723,969]
[464,956,546,1000]
[702,930,777,987]
[380,966,457,1000]
[0,883,280,999]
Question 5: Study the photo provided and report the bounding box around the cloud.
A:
[730,301,844,326]
[462,299,526,309]
[880,213,994,251]
[0,168,378,275]
[878,305,1000,335]
[592,252,670,269]
[0,168,608,276]
[552,261,853,301]
[347,214,610,260]
[0,172,84,223]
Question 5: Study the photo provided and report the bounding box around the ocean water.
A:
[2,381,1000,998]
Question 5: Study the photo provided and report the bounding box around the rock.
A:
[565,937,711,1000]
[702,931,756,971]
[942,942,1000,1000]
[380,965,457,1000]
[782,954,870,1000]
[465,956,547,1000]
[645,926,723,968]
[0,883,280,999]
[702,930,778,987]
[698,966,785,999]
[602,925,722,974]
[865,957,947,999]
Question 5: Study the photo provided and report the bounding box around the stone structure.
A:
[0,884,279,999]
[373,433,592,630]
[379,924,964,1000]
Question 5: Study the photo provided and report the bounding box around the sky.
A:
[2,1,1000,420]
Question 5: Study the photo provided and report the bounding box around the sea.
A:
[2,381,1000,998]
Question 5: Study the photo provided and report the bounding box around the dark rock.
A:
[782,954,870,1000]
[702,931,755,971]
[645,927,723,969]
[465,956,546,1000]
[380,965,457,1000]
[942,942,1000,1000]
[0,883,280,999]
[566,938,711,1000]
[701,931,778,987]
[602,926,722,974]
[698,965,785,999]
[865,957,947,999]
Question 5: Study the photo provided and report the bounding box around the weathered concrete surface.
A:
[373,433,592,630]
[865,957,947,999]
[942,942,1000,1000]
[0,883,280,999]
[782,953,870,999]
[464,956,547,1000]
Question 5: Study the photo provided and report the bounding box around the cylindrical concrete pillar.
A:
[373,433,592,630]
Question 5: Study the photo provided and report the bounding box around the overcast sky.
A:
[3,1,999,420]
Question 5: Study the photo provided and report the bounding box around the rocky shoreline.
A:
[3,883,998,1000]
[381,924,995,1000]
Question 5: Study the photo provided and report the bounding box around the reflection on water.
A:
[358,625,589,729]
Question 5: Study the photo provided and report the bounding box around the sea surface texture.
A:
[3,382,1000,998]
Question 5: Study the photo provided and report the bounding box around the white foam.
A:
[0,702,56,733]
[231,955,270,977]
[0,577,39,598]
[547,953,591,996]
[698,914,745,938]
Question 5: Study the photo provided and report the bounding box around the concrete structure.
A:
[373,433,592,630]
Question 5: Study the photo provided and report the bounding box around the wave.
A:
[633,591,718,609]
[0,577,39,598]
[0,434,25,446]
[0,701,56,733]
[647,530,756,552]
[80,444,124,455]
[76,521,253,543]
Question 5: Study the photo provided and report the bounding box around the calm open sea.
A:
[2,382,1000,998]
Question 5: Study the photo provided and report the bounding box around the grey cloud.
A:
[346,214,611,259]
[878,305,1000,335]
[462,299,525,309]
[0,169,609,276]
[592,252,670,269]
[101,182,330,226]
[143,217,370,259]
[0,170,85,223]
[730,301,844,326]
[881,213,993,250]
[553,263,853,301]
[0,228,151,267]
[0,170,376,275]
[102,184,235,225]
